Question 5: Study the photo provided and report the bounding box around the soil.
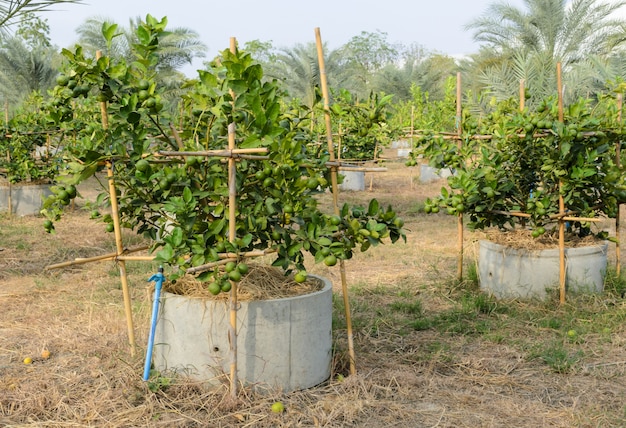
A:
[1,157,625,427]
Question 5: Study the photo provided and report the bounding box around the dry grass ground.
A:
[1,160,626,427]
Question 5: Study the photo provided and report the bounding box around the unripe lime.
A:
[271,401,284,413]
[324,255,337,267]
[237,263,249,274]
[208,282,221,295]
[294,271,307,283]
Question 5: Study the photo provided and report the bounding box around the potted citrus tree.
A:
[423,95,622,299]
[328,90,394,190]
[0,92,65,215]
[42,16,406,390]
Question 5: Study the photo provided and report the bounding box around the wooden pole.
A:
[456,72,463,282]
[519,79,526,111]
[557,62,566,304]
[617,94,622,277]
[6,151,11,217]
[227,37,239,398]
[410,105,415,189]
[315,27,357,376]
[96,50,136,356]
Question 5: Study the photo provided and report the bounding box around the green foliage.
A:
[422,95,626,236]
[41,15,407,289]
[331,90,394,161]
[0,92,63,183]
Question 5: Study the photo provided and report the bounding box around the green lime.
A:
[43,219,53,229]
[294,271,307,283]
[228,270,242,282]
[136,159,150,172]
[105,223,115,233]
[66,185,77,199]
[208,282,221,295]
[306,177,319,189]
[221,281,232,292]
[324,255,337,267]
[138,79,150,90]
[224,261,237,273]
[56,75,70,86]
[237,263,249,274]
[330,215,341,226]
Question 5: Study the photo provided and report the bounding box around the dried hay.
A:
[163,265,323,301]
[485,228,605,250]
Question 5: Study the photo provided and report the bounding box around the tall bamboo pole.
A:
[519,79,526,111]
[557,63,567,304]
[227,37,239,397]
[95,51,136,357]
[616,94,622,277]
[410,105,415,189]
[456,72,463,282]
[315,27,357,376]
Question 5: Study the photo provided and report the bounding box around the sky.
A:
[40,0,624,76]
[39,0,525,74]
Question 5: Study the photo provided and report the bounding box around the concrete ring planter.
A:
[419,165,455,183]
[338,170,365,191]
[153,274,333,392]
[478,239,608,300]
[0,183,53,216]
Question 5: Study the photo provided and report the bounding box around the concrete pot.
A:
[478,239,608,299]
[419,165,455,183]
[338,170,365,191]
[0,183,52,216]
[153,275,333,391]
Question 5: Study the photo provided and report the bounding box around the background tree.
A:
[0,13,59,107]
[464,0,626,105]
[340,30,400,97]
[0,0,81,31]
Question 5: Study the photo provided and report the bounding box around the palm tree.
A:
[75,16,207,73]
[464,0,626,105]
[466,0,626,65]
[0,0,82,31]
[0,36,58,105]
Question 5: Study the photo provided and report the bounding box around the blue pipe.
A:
[143,266,165,381]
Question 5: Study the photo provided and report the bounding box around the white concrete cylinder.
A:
[419,165,455,183]
[338,170,365,191]
[0,184,52,216]
[153,275,333,391]
[478,240,607,299]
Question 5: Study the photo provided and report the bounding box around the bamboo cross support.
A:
[617,94,622,277]
[557,62,567,305]
[316,27,357,376]
[95,50,137,357]
[456,72,463,282]
[227,37,239,398]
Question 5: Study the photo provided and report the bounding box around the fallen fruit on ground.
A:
[23,357,32,364]
[271,401,285,413]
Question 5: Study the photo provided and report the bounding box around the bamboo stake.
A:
[45,245,151,270]
[519,79,525,111]
[227,37,239,398]
[616,94,622,277]
[96,50,136,356]
[557,62,566,305]
[456,72,463,282]
[410,105,415,189]
[6,151,11,217]
[315,27,357,376]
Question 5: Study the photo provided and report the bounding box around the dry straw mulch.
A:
[484,228,605,250]
[164,265,323,300]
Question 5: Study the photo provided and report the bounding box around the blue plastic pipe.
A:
[143,266,165,381]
